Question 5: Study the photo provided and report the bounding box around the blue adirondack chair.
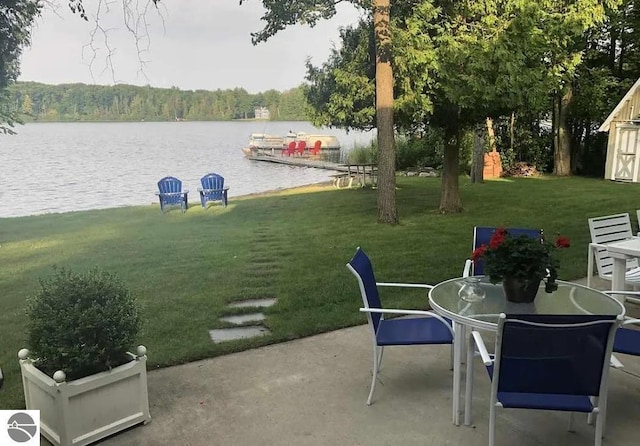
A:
[198,173,229,208]
[156,176,189,213]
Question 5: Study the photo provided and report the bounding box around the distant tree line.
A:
[5,82,310,122]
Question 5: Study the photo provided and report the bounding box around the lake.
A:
[0,121,374,218]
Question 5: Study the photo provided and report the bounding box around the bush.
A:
[396,128,445,170]
[26,268,141,380]
[346,140,378,164]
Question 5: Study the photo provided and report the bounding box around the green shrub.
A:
[347,141,378,164]
[396,128,445,170]
[26,268,141,380]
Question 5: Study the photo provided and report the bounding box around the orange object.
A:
[483,150,503,178]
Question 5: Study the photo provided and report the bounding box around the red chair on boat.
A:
[309,140,322,156]
[283,141,296,156]
[296,140,307,156]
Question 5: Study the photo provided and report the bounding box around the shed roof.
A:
[599,77,640,132]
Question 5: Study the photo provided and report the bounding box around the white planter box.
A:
[19,346,151,446]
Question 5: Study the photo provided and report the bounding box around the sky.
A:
[18,0,364,93]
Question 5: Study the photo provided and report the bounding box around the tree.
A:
[303,0,621,211]
[240,0,400,224]
[0,0,42,133]
[0,1,162,131]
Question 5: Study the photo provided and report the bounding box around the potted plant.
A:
[18,268,150,446]
[472,228,570,302]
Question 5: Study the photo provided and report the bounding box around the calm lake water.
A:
[0,121,374,218]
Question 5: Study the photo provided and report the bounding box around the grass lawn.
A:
[1,175,639,408]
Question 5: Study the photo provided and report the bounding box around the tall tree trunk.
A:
[439,129,462,213]
[374,0,398,224]
[609,23,618,72]
[486,117,497,152]
[471,127,484,183]
[510,112,515,158]
[553,86,573,176]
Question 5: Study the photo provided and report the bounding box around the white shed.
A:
[600,77,640,182]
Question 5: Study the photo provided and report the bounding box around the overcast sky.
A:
[18,1,364,93]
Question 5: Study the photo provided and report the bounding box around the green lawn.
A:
[1,175,639,408]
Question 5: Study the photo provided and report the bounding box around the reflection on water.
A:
[0,121,375,218]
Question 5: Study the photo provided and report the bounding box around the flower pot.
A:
[18,346,151,446]
[502,277,541,303]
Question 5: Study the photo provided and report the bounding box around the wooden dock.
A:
[244,153,378,188]
[244,153,350,172]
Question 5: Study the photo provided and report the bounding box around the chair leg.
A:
[367,344,381,406]
[449,343,454,371]
[587,246,594,288]
[599,395,609,439]
[464,329,474,426]
[595,409,603,446]
[489,403,496,446]
[452,321,463,426]
[588,397,598,425]
[377,346,384,371]
[567,412,575,433]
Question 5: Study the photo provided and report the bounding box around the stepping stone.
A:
[209,326,271,343]
[220,313,266,324]
[227,298,277,308]
[246,270,274,277]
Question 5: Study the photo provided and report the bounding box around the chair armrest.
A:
[462,259,472,278]
[198,187,228,192]
[610,354,625,369]
[602,290,640,304]
[589,242,608,250]
[359,308,453,336]
[590,237,640,249]
[376,282,434,290]
[622,318,640,326]
[471,331,492,366]
[603,290,640,296]
[156,191,188,196]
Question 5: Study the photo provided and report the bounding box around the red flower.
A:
[472,245,488,262]
[489,227,507,249]
[555,236,570,248]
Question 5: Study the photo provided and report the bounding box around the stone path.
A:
[208,227,280,343]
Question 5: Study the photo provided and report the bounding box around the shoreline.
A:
[0,180,336,220]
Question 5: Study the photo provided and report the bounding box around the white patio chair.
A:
[587,213,640,303]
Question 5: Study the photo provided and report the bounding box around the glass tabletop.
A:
[429,276,626,331]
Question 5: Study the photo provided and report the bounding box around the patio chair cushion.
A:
[376,317,453,346]
[486,364,594,412]
[614,327,640,356]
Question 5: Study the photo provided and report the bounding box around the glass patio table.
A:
[428,276,626,426]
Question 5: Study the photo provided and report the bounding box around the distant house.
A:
[254,106,270,120]
[599,78,640,182]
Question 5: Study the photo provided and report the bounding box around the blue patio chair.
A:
[601,291,640,360]
[469,313,621,446]
[463,226,543,277]
[198,173,229,208]
[346,247,454,405]
[614,318,640,357]
[156,176,188,213]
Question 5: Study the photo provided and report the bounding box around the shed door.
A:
[613,124,640,181]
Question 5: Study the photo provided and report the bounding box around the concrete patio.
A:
[55,277,640,445]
